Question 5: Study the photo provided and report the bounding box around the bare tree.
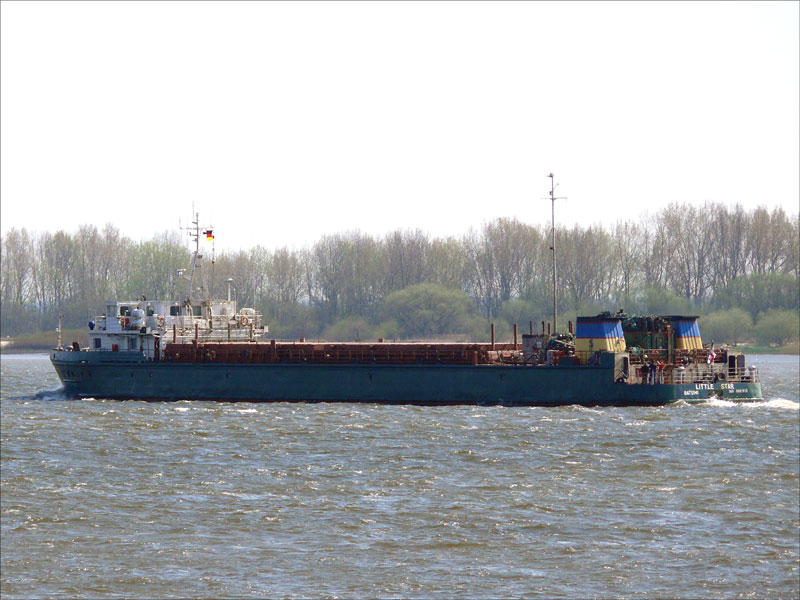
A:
[428,236,468,291]
[381,229,431,294]
[267,247,305,306]
[610,220,643,305]
[1,228,33,306]
[558,224,614,308]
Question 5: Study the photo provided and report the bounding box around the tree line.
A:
[2,202,798,344]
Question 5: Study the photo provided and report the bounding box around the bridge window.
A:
[170,305,181,316]
[94,338,101,349]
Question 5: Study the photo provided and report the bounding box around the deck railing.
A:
[633,364,759,385]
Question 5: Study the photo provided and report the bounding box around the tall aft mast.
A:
[547,173,566,334]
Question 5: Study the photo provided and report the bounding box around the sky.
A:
[1,1,798,253]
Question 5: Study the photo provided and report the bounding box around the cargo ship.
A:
[50,310,763,405]
[50,202,763,406]
[51,316,762,406]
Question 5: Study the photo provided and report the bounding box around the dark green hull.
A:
[51,350,762,406]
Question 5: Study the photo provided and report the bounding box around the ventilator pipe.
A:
[491,323,495,350]
[514,323,518,347]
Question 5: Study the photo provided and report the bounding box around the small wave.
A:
[21,388,76,402]
[760,398,799,410]
[704,397,799,410]
[573,406,603,414]
[703,398,740,408]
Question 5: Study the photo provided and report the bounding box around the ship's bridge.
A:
[86,298,266,359]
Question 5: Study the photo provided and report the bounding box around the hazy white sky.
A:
[2,1,798,252]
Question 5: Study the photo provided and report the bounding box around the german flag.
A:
[204,229,214,241]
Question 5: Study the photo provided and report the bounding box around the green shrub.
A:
[753,310,800,347]
[322,317,374,342]
[641,287,692,315]
[382,284,476,338]
[267,303,320,340]
[466,317,512,343]
[499,298,542,332]
[374,319,400,340]
[699,308,753,346]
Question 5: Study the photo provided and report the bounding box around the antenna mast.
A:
[185,212,200,303]
[180,212,214,305]
[547,173,566,334]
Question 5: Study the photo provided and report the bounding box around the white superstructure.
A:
[79,213,268,360]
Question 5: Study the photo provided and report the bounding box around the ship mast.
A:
[181,212,213,306]
[185,213,200,303]
[547,173,566,334]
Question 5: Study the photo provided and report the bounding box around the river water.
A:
[1,353,798,598]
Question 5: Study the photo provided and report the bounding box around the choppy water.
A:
[1,354,798,598]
